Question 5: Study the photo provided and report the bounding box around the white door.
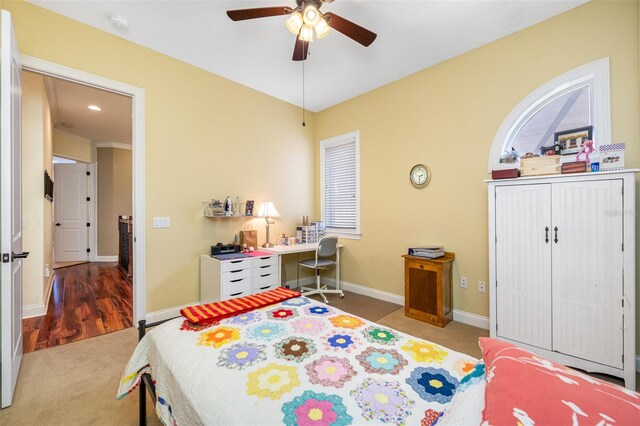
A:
[551,180,623,368]
[495,184,552,350]
[54,163,89,262]
[1,10,25,408]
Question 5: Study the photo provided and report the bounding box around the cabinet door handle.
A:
[545,226,549,243]
[554,226,558,243]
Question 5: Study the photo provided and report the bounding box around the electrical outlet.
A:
[478,281,486,293]
[460,276,468,289]
[153,217,171,228]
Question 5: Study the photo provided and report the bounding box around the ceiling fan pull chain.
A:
[302,45,306,127]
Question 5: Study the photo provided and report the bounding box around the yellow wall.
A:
[52,129,96,163]
[97,147,132,256]
[315,0,639,332]
[5,0,315,311]
[21,71,53,309]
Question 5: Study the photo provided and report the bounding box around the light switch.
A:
[153,217,171,228]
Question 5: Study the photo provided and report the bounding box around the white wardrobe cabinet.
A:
[487,170,636,389]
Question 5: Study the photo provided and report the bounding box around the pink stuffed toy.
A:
[576,140,594,163]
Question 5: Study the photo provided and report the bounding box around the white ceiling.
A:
[29,0,588,112]
[38,72,132,143]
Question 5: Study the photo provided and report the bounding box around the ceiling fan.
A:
[226,0,377,61]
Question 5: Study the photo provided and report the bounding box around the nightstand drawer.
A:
[253,272,278,289]
[253,284,278,293]
[223,268,251,282]
[222,289,251,301]
[253,263,276,277]
[253,255,277,268]
[222,258,253,272]
[222,277,252,298]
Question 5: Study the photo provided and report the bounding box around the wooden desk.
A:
[402,252,454,328]
[264,243,343,290]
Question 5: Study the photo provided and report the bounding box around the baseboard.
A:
[322,277,490,329]
[453,309,490,330]
[23,303,46,319]
[23,275,55,319]
[95,256,118,262]
[318,277,405,306]
[145,303,193,324]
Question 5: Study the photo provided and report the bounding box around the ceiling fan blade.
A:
[324,12,377,47]
[227,7,292,22]
[292,37,309,61]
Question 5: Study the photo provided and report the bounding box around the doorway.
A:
[21,69,134,351]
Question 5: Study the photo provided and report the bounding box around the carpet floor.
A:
[0,291,486,425]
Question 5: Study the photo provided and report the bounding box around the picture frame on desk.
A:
[245,200,254,216]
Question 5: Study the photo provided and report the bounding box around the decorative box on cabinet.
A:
[487,170,637,389]
[200,254,279,303]
[402,253,454,328]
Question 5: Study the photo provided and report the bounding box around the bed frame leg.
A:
[138,320,147,426]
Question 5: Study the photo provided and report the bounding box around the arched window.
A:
[489,58,611,171]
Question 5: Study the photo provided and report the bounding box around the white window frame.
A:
[489,58,611,171]
[320,130,361,239]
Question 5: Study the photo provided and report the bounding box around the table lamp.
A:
[257,201,280,248]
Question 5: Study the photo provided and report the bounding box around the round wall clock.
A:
[410,164,431,188]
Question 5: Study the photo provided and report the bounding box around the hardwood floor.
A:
[23,262,133,353]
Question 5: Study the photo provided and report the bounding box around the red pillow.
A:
[479,337,639,425]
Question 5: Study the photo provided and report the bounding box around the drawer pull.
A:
[260,257,271,260]
[259,286,271,290]
[229,269,243,274]
[260,265,270,269]
[230,278,244,283]
[230,292,243,297]
[230,260,243,264]
[260,274,271,278]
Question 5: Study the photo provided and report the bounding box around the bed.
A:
[118,293,638,425]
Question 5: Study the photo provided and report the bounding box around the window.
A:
[321,130,360,239]
[489,58,610,170]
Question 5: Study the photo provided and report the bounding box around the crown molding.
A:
[95,142,132,150]
[53,127,93,144]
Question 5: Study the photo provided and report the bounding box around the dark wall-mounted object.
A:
[44,170,54,202]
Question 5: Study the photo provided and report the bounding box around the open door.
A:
[1,10,26,408]
[54,163,89,262]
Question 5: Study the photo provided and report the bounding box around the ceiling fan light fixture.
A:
[314,17,330,39]
[302,5,321,27]
[299,24,314,42]
[285,11,303,35]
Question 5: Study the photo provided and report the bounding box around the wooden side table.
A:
[402,252,455,328]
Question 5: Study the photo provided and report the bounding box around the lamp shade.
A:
[257,201,280,218]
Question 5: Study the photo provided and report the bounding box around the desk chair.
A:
[299,236,344,304]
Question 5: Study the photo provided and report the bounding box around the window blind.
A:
[323,138,357,230]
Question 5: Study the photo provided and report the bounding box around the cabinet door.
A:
[495,184,552,350]
[551,180,623,368]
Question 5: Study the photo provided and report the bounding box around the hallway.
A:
[22,262,133,353]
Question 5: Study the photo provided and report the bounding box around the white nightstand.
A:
[200,253,279,303]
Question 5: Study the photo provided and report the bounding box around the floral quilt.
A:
[118,296,478,425]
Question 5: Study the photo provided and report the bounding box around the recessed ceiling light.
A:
[88,105,102,111]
